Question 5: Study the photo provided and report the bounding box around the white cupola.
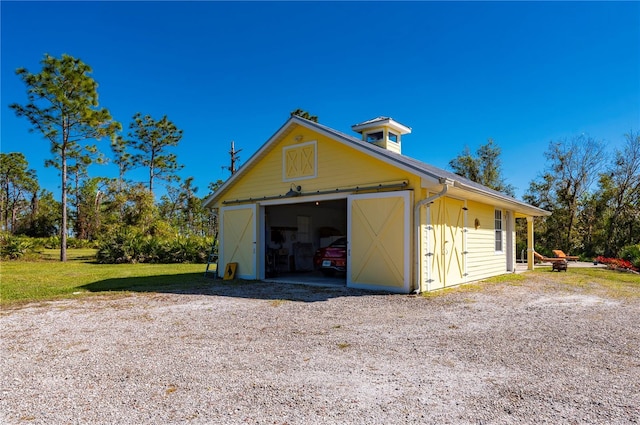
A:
[351,117,411,154]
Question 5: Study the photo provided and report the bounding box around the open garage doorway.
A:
[263,198,347,286]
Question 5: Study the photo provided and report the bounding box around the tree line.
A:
[2,53,638,263]
[3,53,221,261]
[449,133,640,260]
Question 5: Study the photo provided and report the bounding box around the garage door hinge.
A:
[463,273,469,277]
[425,252,434,257]
[462,251,469,255]
[427,279,434,283]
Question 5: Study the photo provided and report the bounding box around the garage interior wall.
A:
[264,199,347,274]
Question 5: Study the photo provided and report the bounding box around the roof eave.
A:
[453,180,551,216]
[351,118,412,134]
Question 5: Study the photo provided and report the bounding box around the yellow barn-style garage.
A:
[203,116,550,293]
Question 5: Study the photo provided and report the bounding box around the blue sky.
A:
[2,1,639,200]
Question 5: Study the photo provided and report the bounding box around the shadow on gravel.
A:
[81,273,387,303]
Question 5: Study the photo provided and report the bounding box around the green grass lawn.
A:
[1,250,216,306]
[421,267,639,299]
[528,266,640,298]
[39,248,99,261]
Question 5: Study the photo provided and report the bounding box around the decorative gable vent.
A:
[351,117,411,154]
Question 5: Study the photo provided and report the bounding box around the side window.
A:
[494,209,503,252]
[366,131,384,143]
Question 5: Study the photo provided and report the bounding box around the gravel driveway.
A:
[2,276,639,424]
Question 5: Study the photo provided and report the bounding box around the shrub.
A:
[595,256,639,272]
[42,236,60,249]
[28,237,46,251]
[141,236,166,263]
[96,228,144,264]
[165,236,211,263]
[96,229,212,264]
[1,233,35,259]
[619,244,640,270]
[67,238,99,249]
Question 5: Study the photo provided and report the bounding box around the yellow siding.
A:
[218,126,420,204]
[284,141,316,180]
[465,200,506,281]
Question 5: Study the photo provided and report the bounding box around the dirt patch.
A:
[528,294,620,307]
[1,277,639,424]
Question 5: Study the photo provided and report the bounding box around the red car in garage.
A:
[313,237,347,276]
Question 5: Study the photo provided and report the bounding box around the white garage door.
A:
[220,204,257,279]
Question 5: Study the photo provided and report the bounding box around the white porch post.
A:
[527,216,535,270]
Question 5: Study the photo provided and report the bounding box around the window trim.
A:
[494,209,503,253]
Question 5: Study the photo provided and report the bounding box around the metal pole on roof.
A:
[221,141,242,176]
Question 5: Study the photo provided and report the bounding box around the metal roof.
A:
[351,116,412,134]
[204,115,550,217]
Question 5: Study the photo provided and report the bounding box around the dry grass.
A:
[420,269,638,299]
[528,267,640,299]
[421,282,488,298]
